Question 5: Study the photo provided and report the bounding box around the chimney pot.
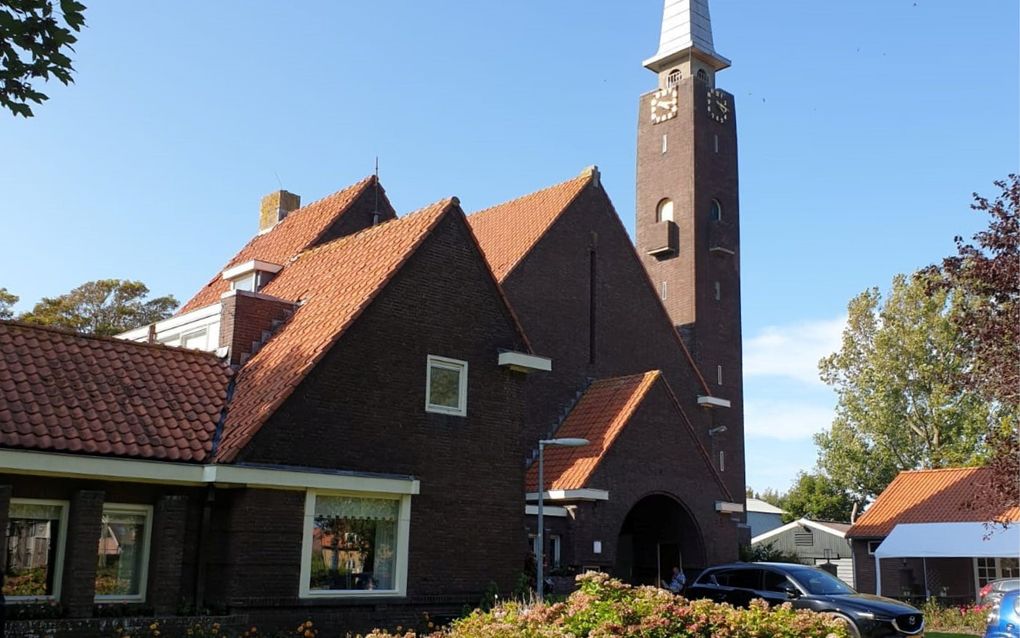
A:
[259,190,301,232]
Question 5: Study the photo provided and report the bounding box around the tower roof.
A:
[643,0,730,72]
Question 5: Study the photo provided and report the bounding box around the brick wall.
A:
[61,490,105,617]
[235,210,529,604]
[218,291,296,365]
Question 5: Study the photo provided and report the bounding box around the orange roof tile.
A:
[468,172,592,281]
[179,176,377,313]
[0,322,232,462]
[214,198,458,462]
[525,371,731,500]
[847,467,1020,538]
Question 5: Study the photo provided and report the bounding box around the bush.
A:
[921,599,988,634]
[366,572,847,638]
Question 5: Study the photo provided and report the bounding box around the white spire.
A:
[643,0,730,73]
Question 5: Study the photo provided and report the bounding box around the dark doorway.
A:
[613,494,705,586]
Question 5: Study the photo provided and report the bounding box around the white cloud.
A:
[744,400,834,441]
[744,316,846,386]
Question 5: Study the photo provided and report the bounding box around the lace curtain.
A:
[314,496,398,521]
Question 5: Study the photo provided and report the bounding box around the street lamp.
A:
[536,437,589,602]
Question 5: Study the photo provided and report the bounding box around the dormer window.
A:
[222,260,283,293]
[666,69,681,89]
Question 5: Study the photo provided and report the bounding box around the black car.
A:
[686,562,924,638]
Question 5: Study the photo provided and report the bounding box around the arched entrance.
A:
[613,493,706,586]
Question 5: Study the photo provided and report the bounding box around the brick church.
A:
[0,1,747,633]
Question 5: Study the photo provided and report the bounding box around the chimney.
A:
[259,190,301,232]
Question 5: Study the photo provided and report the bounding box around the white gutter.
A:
[525,488,609,502]
[0,449,419,495]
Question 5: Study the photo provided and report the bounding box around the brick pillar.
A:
[147,495,189,613]
[61,490,104,617]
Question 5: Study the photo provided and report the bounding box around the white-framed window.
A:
[975,557,1020,590]
[425,355,468,416]
[529,533,562,568]
[666,69,681,89]
[3,499,69,601]
[95,503,153,602]
[299,490,411,598]
[867,540,882,555]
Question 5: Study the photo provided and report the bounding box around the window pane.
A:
[96,510,147,597]
[310,496,398,591]
[429,365,461,409]
[4,504,62,597]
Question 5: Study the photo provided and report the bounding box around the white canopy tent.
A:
[873,522,1020,596]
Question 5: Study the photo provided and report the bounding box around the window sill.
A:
[425,405,466,417]
[299,590,405,600]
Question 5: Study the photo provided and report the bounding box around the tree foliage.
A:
[19,279,177,336]
[815,272,993,503]
[779,472,855,523]
[1,0,87,117]
[0,287,17,319]
[930,175,1020,519]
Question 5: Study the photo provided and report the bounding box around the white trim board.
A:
[525,489,609,502]
[752,518,848,545]
[0,449,420,495]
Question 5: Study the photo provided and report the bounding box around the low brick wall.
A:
[7,615,248,638]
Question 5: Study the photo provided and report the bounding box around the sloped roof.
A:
[525,370,730,500]
[747,498,785,514]
[214,198,458,462]
[468,171,592,281]
[0,321,232,462]
[179,176,377,313]
[752,518,851,545]
[847,467,1020,538]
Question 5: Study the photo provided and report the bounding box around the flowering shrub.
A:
[366,572,847,638]
[921,599,987,634]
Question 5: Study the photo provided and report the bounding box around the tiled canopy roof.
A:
[468,172,592,282]
[214,198,459,462]
[525,371,730,500]
[847,467,1020,538]
[0,322,232,462]
[179,176,377,313]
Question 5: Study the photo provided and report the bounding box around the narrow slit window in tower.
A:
[717,365,723,386]
[588,249,597,364]
[714,281,721,301]
[714,133,719,153]
[661,281,668,300]
[711,199,722,222]
[662,134,668,154]
[657,198,674,222]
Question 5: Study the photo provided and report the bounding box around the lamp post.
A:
[536,437,589,602]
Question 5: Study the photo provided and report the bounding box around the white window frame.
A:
[298,490,412,599]
[94,503,153,603]
[974,557,1020,592]
[5,498,69,602]
[425,355,468,417]
[867,540,882,555]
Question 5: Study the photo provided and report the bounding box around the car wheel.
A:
[823,613,861,638]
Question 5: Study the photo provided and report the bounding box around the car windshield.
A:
[788,568,855,595]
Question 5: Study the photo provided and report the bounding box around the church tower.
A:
[636,0,743,492]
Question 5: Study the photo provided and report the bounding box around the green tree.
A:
[1,0,87,117]
[19,279,177,336]
[779,472,855,523]
[815,272,993,503]
[0,287,17,319]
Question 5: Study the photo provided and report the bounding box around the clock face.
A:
[650,88,678,124]
[706,89,730,124]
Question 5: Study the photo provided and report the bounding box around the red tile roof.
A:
[468,172,592,281]
[214,198,459,462]
[847,467,1020,538]
[0,322,232,462]
[525,371,730,500]
[179,176,377,313]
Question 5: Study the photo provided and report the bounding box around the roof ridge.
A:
[470,172,591,219]
[0,319,229,363]
[292,197,458,262]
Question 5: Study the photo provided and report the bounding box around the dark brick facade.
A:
[218,291,297,365]
[634,73,745,503]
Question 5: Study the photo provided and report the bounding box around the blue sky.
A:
[1,2,1017,493]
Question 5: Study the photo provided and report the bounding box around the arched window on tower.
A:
[657,198,674,222]
[710,199,722,222]
[696,69,708,82]
[667,69,681,89]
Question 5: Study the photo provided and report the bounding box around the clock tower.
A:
[636,0,744,496]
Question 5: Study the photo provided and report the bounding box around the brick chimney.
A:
[259,190,301,232]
